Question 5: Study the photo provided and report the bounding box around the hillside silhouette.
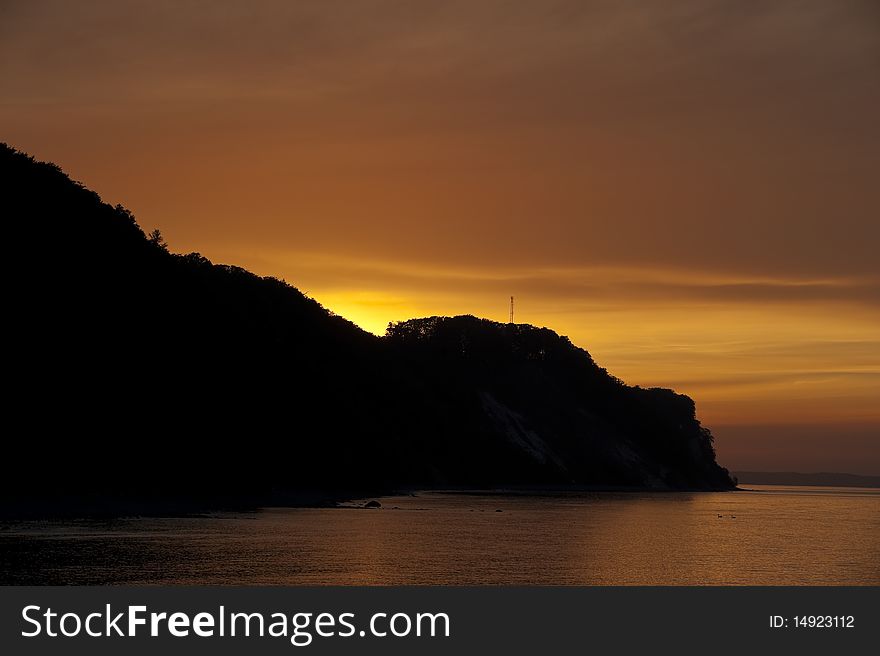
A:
[2,143,734,515]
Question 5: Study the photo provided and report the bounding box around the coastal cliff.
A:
[2,143,734,515]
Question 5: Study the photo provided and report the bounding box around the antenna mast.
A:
[509,295,514,323]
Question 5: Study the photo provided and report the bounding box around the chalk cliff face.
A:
[384,316,733,490]
[2,143,733,513]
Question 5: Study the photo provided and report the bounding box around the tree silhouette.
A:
[147,228,168,251]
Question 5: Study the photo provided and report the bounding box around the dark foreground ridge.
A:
[2,143,734,516]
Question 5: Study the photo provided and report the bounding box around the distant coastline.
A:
[734,471,880,488]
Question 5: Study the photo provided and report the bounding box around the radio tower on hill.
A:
[509,296,514,324]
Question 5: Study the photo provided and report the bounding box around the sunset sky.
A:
[2,0,878,473]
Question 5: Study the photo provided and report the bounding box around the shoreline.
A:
[1,483,742,521]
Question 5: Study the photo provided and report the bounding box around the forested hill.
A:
[2,143,734,515]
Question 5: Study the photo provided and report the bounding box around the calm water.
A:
[1,486,878,585]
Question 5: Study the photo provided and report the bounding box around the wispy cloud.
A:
[1,0,878,467]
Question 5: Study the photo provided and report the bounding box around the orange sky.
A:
[2,0,878,473]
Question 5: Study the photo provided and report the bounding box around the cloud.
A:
[216,249,880,307]
[3,1,879,281]
[2,0,878,461]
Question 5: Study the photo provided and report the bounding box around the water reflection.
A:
[1,486,878,585]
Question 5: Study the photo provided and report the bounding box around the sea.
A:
[1,485,877,585]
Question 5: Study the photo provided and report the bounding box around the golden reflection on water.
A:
[1,486,877,585]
